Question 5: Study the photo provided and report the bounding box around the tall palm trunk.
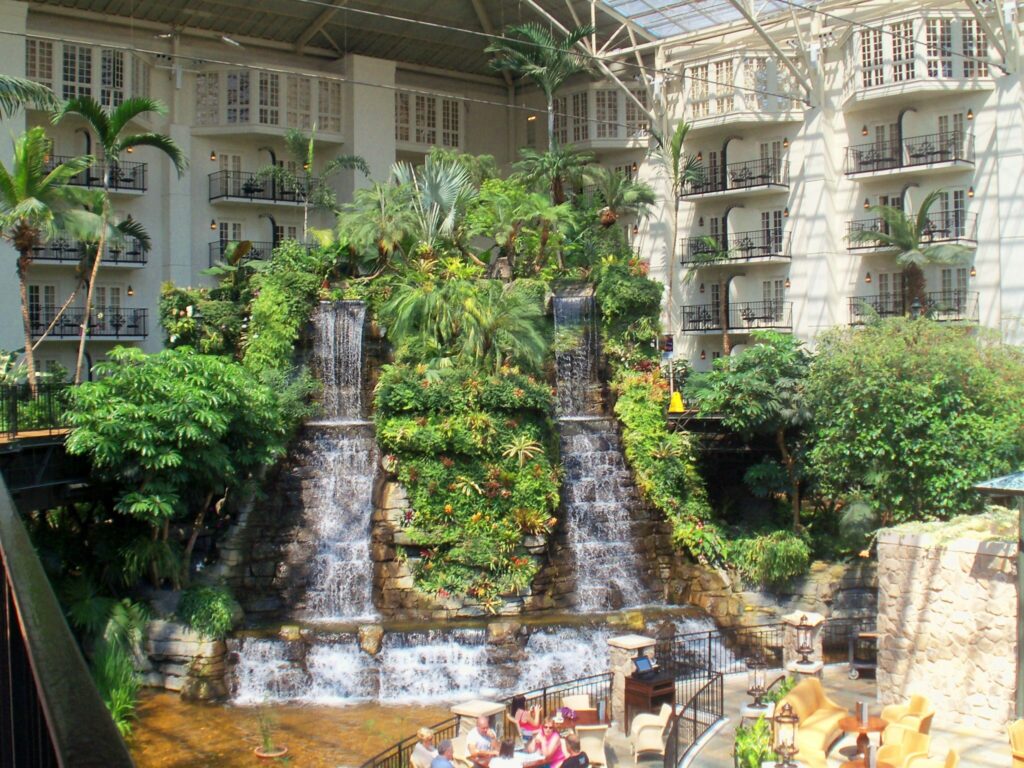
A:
[719,276,732,356]
[667,196,680,333]
[16,254,38,397]
[74,222,106,384]
[546,93,555,153]
[903,262,927,313]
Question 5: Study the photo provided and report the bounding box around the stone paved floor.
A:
[596,665,1008,767]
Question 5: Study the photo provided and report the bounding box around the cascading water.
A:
[298,301,377,622]
[552,292,599,416]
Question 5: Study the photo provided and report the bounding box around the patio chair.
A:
[562,694,592,712]
[881,694,934,735]
[1008,718,1024,767]
[576,723,608,765]
[906,748,958,768]
[451,733,472,768]
[628,702,672,764]
[878,724,930,768]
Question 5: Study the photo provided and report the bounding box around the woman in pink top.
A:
[527,718,566,768]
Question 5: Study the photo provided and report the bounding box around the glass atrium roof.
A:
[602,0,812,38]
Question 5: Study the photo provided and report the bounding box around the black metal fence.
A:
[683,158,790,196]
[358,716,459,768]
[728,300,793,331]
[662,672,724,768]
[32,234,148,266]
[849,291,980,325]
[30,306,148,339]
[501,672,613,723]
[845,130,975,174]
[208,170,314,203]
[846,210,977,249]
[0,383,70,439]
[45,155,147,193]
[208,240,278,267]
[682,229,790,264]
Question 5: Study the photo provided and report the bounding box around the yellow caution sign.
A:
[668,391,685,414]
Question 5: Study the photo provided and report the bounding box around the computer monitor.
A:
[633,656,654,675]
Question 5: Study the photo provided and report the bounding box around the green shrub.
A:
[177,586,238,640]
[733,715,777,768]
[730,530,811,587]
[91,641,140,737]
[762,675,797,704]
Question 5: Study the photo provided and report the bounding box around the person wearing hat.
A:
[411,726,438,768]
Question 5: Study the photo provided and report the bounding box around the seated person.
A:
[411,727,438,768]
[527,718,566,768]
[431,740,455,768]
[490,739,525,768]
[560,734,589,768]
[467,715,499,761]
[509,695,541,743]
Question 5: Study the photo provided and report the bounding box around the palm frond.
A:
[52,95,111,139]
[0,75,58,118]
[323,154,370,178]
[107,97,168,139]
[117,133,187,175]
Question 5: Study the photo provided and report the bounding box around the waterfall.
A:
[312,300,367,422]
[560,419,650,612]
[552,292,599,416]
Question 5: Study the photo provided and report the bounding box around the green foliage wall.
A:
[375,366,559,609]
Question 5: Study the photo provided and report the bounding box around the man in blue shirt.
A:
[430,739,455,768]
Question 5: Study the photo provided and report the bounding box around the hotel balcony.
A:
[682,230,791,266]
[31,306,148,340]
[681,300,793,333]
[846,210,977,252]
[44,156,146,195]
[848,290,979,324]
[32,234,147,267]
[845,131,974,178]
[680,158,789,200]
[208,171,309,205]
[207,240,312,267]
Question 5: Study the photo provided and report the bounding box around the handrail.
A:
[682,229,791,265]
[32,233,148,266]
[44,155,147,193]
[0,475,134,766]
[30,306,149,340]
[845,130,975,174]
[358,715,459,768]
[0,383,70,440]
[208,170,316,204]
[682,158,790,197]
[662,671,724,767]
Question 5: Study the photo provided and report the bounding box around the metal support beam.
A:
[469,0,514,87]
[598,23,628,55]
[963,0,1009,66]
[725,0,813,101]
[294,0,348,53]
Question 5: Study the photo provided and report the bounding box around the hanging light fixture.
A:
[970,265,977,277]
[865,272,872,284]
[782,137,789,149]
[632,223,639,235]
[783,207,790,218]
[863,197,871,210]
[526,114,537,122]
[861,125,869,137]
[210,219,217,230]
[968,186,975,198]
[127,285,135,297]
[631,161,638,173]
[698,216,704,226]
[784,277,791,289]
[967,108,974,121]
[699,283,705,293]
[210,150,217,162]
[700,349,706,360]
[125,146,133,154]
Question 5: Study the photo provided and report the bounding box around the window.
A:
[941,267,968,296]
[395,92,410,142]
[100,49,124,108]
[762,279,786,321]
[286,76,312,130]
[571,91,589,142]
[318,80,342,133]
[760,141,782,179]
[860,29,884,88]
[552,96,568,146]
[891,21,915,82]
[744,56,768,112]
[951,188,966,235]
[196,73,220,126]
[131,57,150,100]
[625,89,649,136]
[761,210,784,251]
[962,19,988,77]
[28,285,55,329]
[595,89,618,139]
[441,98,460,148]
[94,286,121,332]
[874,123,899,160]
[938,113,965,156]
[25,40,53,89]
[878,272,904,314]
[710,282,721,319]
[226,72,250,124]
[219,154,242,196]
[258,72,280,125]
[414,94,436,145]
[707,151,719,190]
[62,44,92,100]
[714,59,734,114]
[689,64,709,118]
[219,221,243,245]
[274,225,299,242]
[926,19,953,78]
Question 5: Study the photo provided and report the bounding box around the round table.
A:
[837,715,888,756]
[845,760,894,768]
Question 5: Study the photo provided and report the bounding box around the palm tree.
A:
[0,127,99,393]
[486,23,594,152]
[460,281,547,374]
[850,189,973,311]
[0,74,59,117]
[337,182,414,275]
[684,236,740,356]
[257,126,369,239]
[53,96,188,383]
[659,121,703,329]
[514,146,593,206]
[392,155,478,260]
[584,165,656,227]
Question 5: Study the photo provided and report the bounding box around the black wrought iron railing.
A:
[682,229,790,264]
[680,304,723,332]
[0,383,70,440]
[847,210,977,249]
[849,290,980,324]
[358,716,459,768]
[729,300,793,330]
[208,240,277,267]
[845,130,975,175]
[208,170,313,203]
[682,158,789,196]
[0,475,134,766]
[44,155,147,193]
[662,672,724,768]
[32,234,148,266]
[656,623,787,683]
[30,306,148,339]
[500,672,613,722]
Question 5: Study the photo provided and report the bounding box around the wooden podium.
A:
[624,672,675,727]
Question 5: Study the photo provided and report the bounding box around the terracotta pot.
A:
[254,745,288,759]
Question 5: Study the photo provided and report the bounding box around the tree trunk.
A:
[776,428,800,530]
[903,262,927,314]
[666,197,680,339]
[32,284,82,350]
[719,276,731,356]
[182,491,216,586]
[547,93,555,154]
[16,253,39,397]
[74,225,106,384]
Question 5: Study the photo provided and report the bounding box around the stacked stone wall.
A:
[877,532,1016,733]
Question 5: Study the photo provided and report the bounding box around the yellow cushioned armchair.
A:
[878,723,931,768]
[1009,719,1024,768]
[906,748,958,768]
[778,677,849,768]
[881,694,935,735]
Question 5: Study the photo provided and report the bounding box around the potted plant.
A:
[254,707,287,759]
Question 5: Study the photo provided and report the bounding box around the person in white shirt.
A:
[410,726,438,768]
[490,739,524,768]
[467,715,499,760]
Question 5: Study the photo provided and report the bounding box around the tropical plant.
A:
[734,715,777,768]
[391,155,478,259]
[256,126,369,239]
[53,95,187,383]
[849,189,973,310]
[501,435,543,468]
[0,73,59,117]
[336,181,414,275]
[0,127,99,393]
[584,165,656,227]
[514,146,594,206]
[177,586,238,640]
[730,530,811,586]
[486,23,594,152]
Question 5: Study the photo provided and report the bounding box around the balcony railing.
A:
[849,290,979,324]
[846,210,977,250]
[32,234,148,266]
[682,229,790,265]
[44,155,147,193]
[681,158,789,197]
[681,304,723,332]
[30,306,148,339]
[845,131,974,174]
[729,300,792,330]
[208,240,276,267]
[208,171,311,204]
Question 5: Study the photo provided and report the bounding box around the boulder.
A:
[358,624,385,656]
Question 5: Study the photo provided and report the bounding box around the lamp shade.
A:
[774,702,800,763]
